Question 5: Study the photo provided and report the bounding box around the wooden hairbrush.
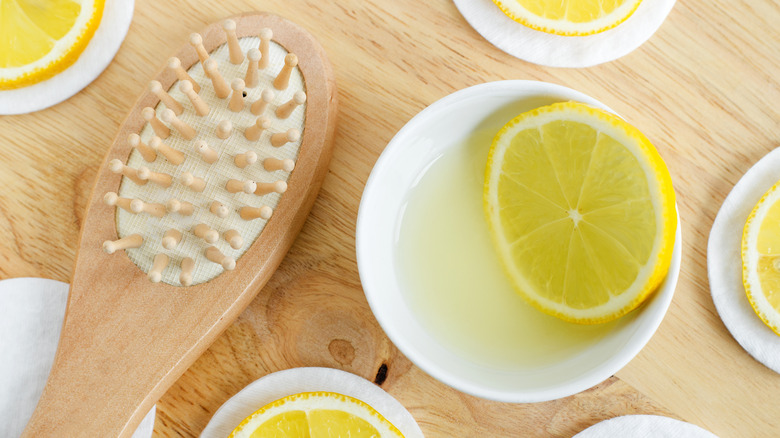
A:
[23,12,337,437]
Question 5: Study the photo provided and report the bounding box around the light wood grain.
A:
[1,0,779,437]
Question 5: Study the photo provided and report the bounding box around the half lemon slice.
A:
[229,392,404,438]
[484,101,676,324]
[493,0,642,36]
[0,0,105,90]
[742,180,780,336]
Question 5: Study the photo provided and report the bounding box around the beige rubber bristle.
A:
[148,253,170,283]
[161,108,196,140]
[234,151,258,169]
[263,157,295,172]
[273,53,298,90]
[209,201,229,218]
[216,120,233,140]
[225,179,257,194]
[103,234,143,254]
[149,80,183,116]
[258,28,273,69]
[194,140,218,163]
[180,80,210,116]
[162,229,182,250]
[103,192,133,212]
[222,20,244,65]
[167,57,200,93]
[228,79,246,112]
[193,223,219,244]
[244,116,271,141]
[142,107,170,139]
[166,199,195,216]
[148,136,185,165]
[128,133,157,162]
[130,199,166,217]
[276,91,306,119]
[239,205,273,221]
[109,159,146,186]
[204,58,230,99]
[250,88,274,116]
[189,33,210,64]
[137,166,173,188]
[180,172,206,192]
[205,246,236,271]
[223,229,243,249]
[244,49,261,87]
[270,129,300,147]
[179,257,195,286]
[254,180,288,196]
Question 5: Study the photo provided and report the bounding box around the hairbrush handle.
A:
[22,11,337,437]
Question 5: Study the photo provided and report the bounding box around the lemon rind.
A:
[0,0,105,90]
[484,101,677,324]
[742,181,780,336]
[492,0,642,36]
[228,391,404,438]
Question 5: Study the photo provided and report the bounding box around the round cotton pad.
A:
[708,148,780,374]
[201,367,423,437]
[0,0,135,115]
[453,0,676,67]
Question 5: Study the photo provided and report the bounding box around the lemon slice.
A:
[484,101,676,324]
[742,181,780,336]
[229,392,405,438]
[0,0,105,90]
[492,0,642,36]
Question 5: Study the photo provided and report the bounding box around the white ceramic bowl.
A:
[356,80,681,403]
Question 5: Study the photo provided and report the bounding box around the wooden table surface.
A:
[2,0,779,436]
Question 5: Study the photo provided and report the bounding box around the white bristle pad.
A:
[117,36,305,286]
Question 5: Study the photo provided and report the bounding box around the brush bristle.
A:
[104,26,305,286]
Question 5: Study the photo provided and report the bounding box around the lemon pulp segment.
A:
[229,392,404,438]
[484,101,676,324]
[0,0,104,89]
[492,0,642,36]
[742,181,780,335]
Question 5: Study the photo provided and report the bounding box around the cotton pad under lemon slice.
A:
[0,0,105,89]
[484,101,676,324]
[742,180,780,336]
[228,391,404,438]
[492,0,642,36]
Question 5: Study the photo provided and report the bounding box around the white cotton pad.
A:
[574,415,719,437]
[453,0,676,67]
[708,147,780,374]
[0,0,135,115]
[201,367,423,438]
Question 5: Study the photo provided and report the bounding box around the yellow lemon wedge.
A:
[0,0,105,90]
[492,0,642,36]
[484,101,676,324]
[228,392,405,438]
[742,181,780,336]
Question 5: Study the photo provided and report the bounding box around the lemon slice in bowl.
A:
[742,181,780,336]
[484,101,676,324]
[229,391,404,438]
[0,0,105,90]
[492,0,642,36]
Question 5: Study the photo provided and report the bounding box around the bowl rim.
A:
[356,80,681,403]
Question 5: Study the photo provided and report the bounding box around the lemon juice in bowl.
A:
[395,101,676,370]
[358,81,680,401]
